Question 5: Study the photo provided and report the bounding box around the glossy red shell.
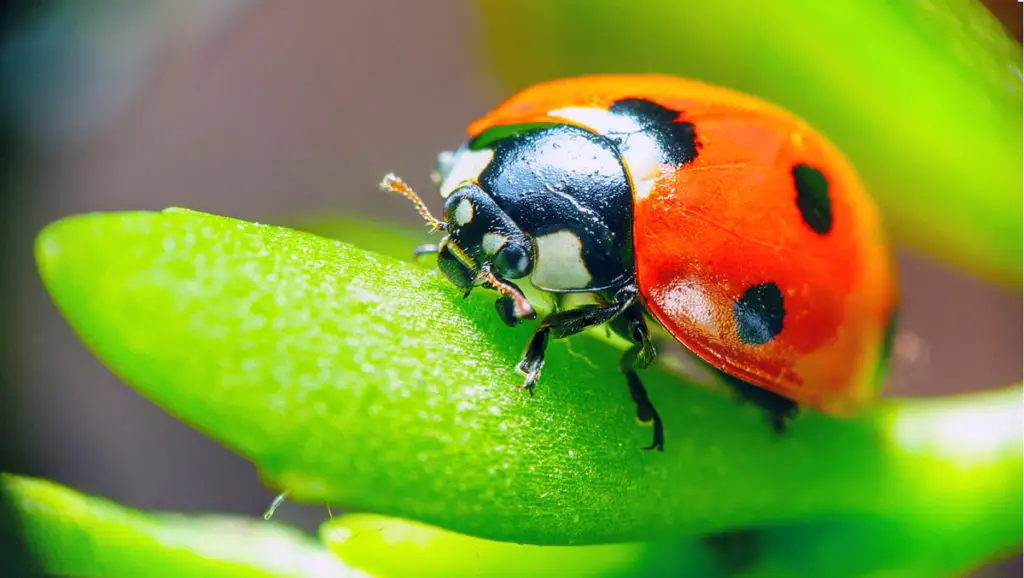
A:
[467,75,899,416]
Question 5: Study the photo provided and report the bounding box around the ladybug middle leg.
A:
[516,285,666,452]
[608,302,665,451]
[517,285,639,394]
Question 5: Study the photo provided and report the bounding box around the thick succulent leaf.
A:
[0,473,365,578]
[319,514,708,577]
[34,208,1021,560]
[471,0,1023,289]
[321,508,1022,578]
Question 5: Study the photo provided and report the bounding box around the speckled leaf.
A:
[34,208,1021,562]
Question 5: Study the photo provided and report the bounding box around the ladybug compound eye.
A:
[493,240,533,280]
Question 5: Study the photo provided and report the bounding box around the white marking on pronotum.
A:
[439,148,495,198]
[531,230,592,290]
[454,198,474,226]
[549,106,662,200]
[623,137,661,200]
[482,232,507,255]
[549,106,640,135]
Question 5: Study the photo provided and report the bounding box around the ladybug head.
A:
[436,182,534,287]
[380,173,537,325]
[378,173,535,287]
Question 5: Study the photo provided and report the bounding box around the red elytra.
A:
[464,75,899,417]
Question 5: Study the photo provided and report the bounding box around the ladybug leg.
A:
[516,327,550,395]
[477,266,536,327]
[517,285,638,396]
[718,372,799,434]
[609,304,664,452]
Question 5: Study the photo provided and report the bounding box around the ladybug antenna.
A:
[379,173,447,232]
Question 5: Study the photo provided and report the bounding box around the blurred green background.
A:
[0,0,1020,576]
[475,0,1023,290]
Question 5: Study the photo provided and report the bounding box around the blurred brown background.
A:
[0,1,1020,575]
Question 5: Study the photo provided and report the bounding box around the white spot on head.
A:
[439,148,495,198]
[531,230,592,290]
[655,279,717,333]
[548,106,661,200]
[482,232,507,255]
[454,198,474,226]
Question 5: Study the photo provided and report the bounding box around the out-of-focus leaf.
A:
[319,514,711,577]
[320,509,1023,578]
[0,473,366,578]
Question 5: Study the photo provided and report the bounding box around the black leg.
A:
[492,281,535,327]
[472,265,535,327]
[609,303,656,369]
[610,304,664,451]
[718,372,799,433]
[516,286,637,395]
[516,327,549,394]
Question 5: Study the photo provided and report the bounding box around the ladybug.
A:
[380,74,899,451]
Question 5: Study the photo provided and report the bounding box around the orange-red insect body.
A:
[383,75,899,449]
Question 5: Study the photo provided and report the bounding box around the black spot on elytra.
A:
[734,282,785,345]
[792,163,833,235]
[607,98,700,166]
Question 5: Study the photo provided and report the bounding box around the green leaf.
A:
[0,473,366,578]
[734,514,1023,578]
[319,513,710,577]
[471,0,1023,289]
[320,508,1023,578]
[34,207,1021,570]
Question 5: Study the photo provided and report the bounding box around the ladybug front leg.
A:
[517,286,639,396]
[472,265,536,327]
[609,304,664,452]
